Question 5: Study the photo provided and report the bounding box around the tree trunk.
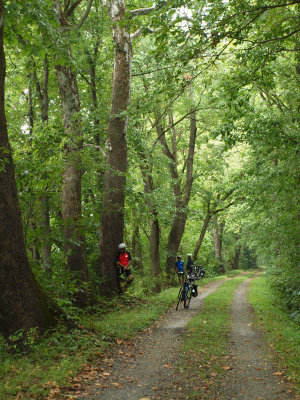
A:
[213,215,225,273]
[140,154,161,276]
[233,246,240,270]
[55,63,89,305]
[86,42,105,197]
[99,0,132,295]
[33,55,52,272]
[131,222,143,271]
[193,212,212,261]
[0,2,62,340]
[40,194,51,272]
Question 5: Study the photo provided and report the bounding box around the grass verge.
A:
[0,287,180,399]
[248,274,300,394]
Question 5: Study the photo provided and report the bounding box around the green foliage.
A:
[2,0,299,353]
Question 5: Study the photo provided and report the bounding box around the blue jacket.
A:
[176,260,184,272]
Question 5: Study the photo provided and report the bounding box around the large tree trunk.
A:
[99,0,132,295]
[55,63,89,305]
[0,2,62,340]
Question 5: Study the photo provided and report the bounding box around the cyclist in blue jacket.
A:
[175,255,185,284]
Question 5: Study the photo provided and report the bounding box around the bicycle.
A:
[176,266,205,310]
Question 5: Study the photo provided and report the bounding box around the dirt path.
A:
[211,277,297,400]
[67,277,298,400]
[71,280,227,400]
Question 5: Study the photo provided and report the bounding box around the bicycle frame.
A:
[176,266,205,310]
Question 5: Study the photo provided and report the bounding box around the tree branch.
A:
[131,26,153,41]
[66,0,83,17]
[129,7,155,17]
[75,0,94,29]
[213,201,235,215]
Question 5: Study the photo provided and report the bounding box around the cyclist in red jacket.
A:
[115,243,134,288]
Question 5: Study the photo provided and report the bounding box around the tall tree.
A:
[99,1,154,294]
[0,0,62,340]
[32,55,52,272]
[54,0,93,304]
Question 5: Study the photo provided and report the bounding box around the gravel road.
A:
[65,276,298,400]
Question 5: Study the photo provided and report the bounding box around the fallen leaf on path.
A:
[164,363,172,368]
[111,382,123,389]
[102,372,111,376]
[95,383,108,388]
[116,339,123,345]
[253,377,263,380]
[273,371,285,376]
[222,366,232,370]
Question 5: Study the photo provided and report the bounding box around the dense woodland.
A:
[0,0,299,342]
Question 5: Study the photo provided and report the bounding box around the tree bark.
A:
[131,221,143,271]
[99,0,132,295]
[33,55,52,272]
[0,2,62,340]
[140,155,161,276]
[233,246,240,270]
[213,215,225,273]
[55,62,89,305]
[193,211,212,261]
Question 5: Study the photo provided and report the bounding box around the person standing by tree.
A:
[115,243,134,291]
[175,255,184,284]
[186,254,194,275]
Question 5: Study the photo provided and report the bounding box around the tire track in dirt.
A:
[212,277,297,400]
[70,279,228,400]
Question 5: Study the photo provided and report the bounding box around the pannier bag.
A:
[191,283,198,297]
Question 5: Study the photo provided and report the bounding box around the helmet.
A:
[118,243,126,250]
[187,253,192,257]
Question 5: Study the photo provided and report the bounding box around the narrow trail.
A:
[211,278,297,400]
[72,280,227,400]
[66,276,298,400]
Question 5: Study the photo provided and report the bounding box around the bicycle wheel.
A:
[184,285,192,309]
[176,285,183,310]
